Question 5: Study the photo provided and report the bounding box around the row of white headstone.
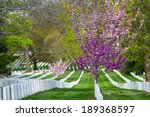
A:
[113,70,145,82]
[12,60,50,72]
[0,69,104,100]
[68,66,78,71]
[13,60,24,68]
[94,81,103,100]
[0,79,58,100]
[0,71,85,100]
[103,70,150,93]
[68,65,90,71]
[0,72,43,87]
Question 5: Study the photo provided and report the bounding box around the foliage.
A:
[123,0,150,75]
[50,59,69,76]
[5,35,33,53]
[28,0,69,63]
[76,39,125,75]
[0,0,33,75]
[58,2,83,59]
[0,41,13,75]
[72,0,134,82]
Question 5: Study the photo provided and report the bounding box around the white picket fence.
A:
[104,71,150,93]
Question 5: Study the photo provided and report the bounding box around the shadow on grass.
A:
[23,72,95,100]
[99,74,150,100]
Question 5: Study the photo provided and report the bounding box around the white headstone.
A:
[0,87,2,100]
[6,86,11,100]
[2,87,7,100]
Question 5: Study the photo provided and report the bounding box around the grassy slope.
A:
[65,70,82,82]
[108,72,126,83]
[42,73,55,79]
[99,74,150,100]
[32,73,45,78]
[22,71,150,100]
[55,71,71,80]
[20,74,33,78]
[23,72,95,100]
[140,74,145,79]
[121,73,141,82]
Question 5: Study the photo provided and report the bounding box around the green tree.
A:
[58,1,82,60]
[124,0,150,81]
[0,0,34,74]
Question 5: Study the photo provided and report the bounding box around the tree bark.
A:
[145,62,150,82]
[93,74,98,84]
[33,59,38,71]
[24,46,31,72]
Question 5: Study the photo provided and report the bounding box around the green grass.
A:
[55,71,71,80]
[42,73,55,79]
[99,74,150,100]
[22,71,150,100]
[20,74,33,78]
[32,73,45,79]
[108,72,126,83]
[65,70,82,82]
[23,72,95,100]
[140,74,145,79]
[121,73,141,82]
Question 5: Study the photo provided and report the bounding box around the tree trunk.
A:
[93,74,98,84]
[24,46,31,72]
[33,59,38,71]
[145,62,150,82]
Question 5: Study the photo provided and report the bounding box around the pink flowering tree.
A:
[72,0,138,83]
[50,59,69,76]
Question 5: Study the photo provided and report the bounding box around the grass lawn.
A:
[55,71,71,80]
[23,72,95,100]
[65,70,82,82]
[22,71,150,100]
[42,73,55,79]
[99,74,150,100]
[20,74,33,78]
[140,74,145,79]
[107,72,126,83]
[121,73,141,82]
[32,73,45,79]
